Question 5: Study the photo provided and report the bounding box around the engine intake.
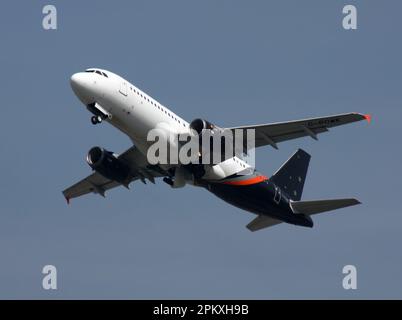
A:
[87,146,130,182]
[189,118,235,164]
[190,118,216,135]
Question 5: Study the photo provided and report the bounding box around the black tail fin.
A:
[271,149,311,201]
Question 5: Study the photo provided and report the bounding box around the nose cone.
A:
[70,72,93,104]
[70,73,86,92]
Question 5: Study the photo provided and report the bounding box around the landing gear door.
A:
[119,81,128,96]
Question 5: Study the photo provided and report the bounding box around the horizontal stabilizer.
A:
[290,198,361,215]
[246,215,283,232]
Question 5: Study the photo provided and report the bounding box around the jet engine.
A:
[189,118,219,135]
[86,146,130,182]
[189,118,234,163]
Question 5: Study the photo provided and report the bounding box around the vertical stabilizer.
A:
[271,149,310,201]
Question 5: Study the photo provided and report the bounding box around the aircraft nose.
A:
[70,72,94,104]
[70,72,86,92]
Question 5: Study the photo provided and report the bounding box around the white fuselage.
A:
[70,68,252,181]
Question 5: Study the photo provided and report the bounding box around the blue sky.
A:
[0,0,401,298]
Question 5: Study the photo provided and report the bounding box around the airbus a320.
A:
[63,68,370,231]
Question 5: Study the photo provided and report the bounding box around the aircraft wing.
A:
[62,145,166,203]
[229,112,370,150]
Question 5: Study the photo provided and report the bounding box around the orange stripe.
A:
[222,175,269,186]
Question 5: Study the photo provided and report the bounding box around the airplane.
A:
[63,68,370,231]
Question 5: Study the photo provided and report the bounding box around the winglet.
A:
[363,114,372,124]
[65,196,70,205]
[354,112,372,124]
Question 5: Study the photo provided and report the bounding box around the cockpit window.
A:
[85,69,108,78]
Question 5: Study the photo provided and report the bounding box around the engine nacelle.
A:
[86,146,130,182]
[189,118,220,136]
[189,118,234,163]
